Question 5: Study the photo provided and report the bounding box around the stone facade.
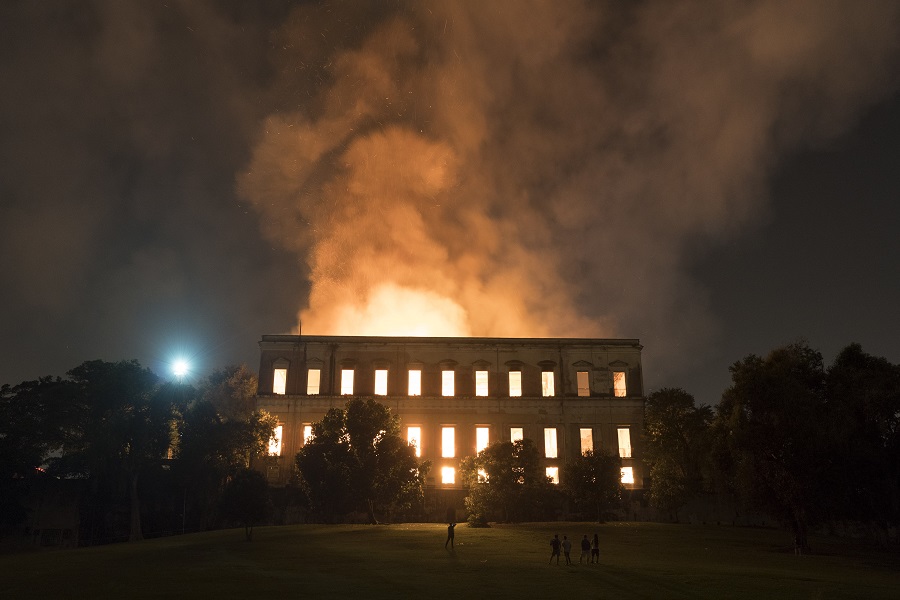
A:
[255,335,645,491]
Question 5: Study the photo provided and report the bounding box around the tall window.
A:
[273,368,287,395]
[408,369,421,396]
[306,369,321,395]
[510,427,524,443]
[476,427,490,454]
[475,370,489,396]
[576,371,590,397]
[340,369,354,395]
[407,426,421,457]
[613,371,627,397]
[544,428,558,458]
[442,370,455,396]
[374,369,388,396]
[302,424,313,444]
[541,371,555,397]
[580,428,593,455]
[268,425,283,456]
[442,427,455,458]
[620,466,634,485]
[546,466,559,484]
[508,371,522,397]
[617,427,632,458]
[441,466,455,485]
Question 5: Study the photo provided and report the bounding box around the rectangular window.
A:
[546,466,559,484]
[303,424,313,444]
[306,369,321,395]
[442,427,455,458]
[510,427,524,443]
[580,428,593,455]
[340,369,354,395]
[477,468,488,483]
[408,369,421,396]
[620,466,634,485]
[614,371,627,397]
[476,427,490,454]
[407,426,421,458]
[374,369,388,396]
[268,425,283,456]
[541,371,555,397]
[576,371,590,397]
[544,428,558,458]
[475,370,489,397]
[442,370,455,396]
[273,368,287,395]
[508,371,522,397]
[441,466,456,485]
[618,427,632,458]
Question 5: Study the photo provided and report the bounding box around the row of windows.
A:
[272,367,628,398]
[268,424,632,461]
[436,465,635,485]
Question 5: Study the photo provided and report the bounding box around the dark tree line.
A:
[1,361,276,544]
[645,342,900,550]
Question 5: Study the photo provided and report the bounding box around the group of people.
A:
[549,533,600,565]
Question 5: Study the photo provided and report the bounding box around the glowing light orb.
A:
[172,359,190,379]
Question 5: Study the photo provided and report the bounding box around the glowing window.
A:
[307,369,320,395]
[441,466,456,484]
[621,466,634,485]
[541,371,555,397]
[407,426,421,457]
[340,369,354,395]
[546,466,559,484]
[580,428,593,455]
[374,369,388,396]
[476,427,490,453]
[268,425,283,456]
[618,427,632,458]
[442,370,455,396]
[273,368,287,395]
[510,427,524,443]
[576,371,590,397]
[477,468,488,483]
[442,427,455,458]
[614,371,627,397]
[508,371,522,397]
[544,428,558,458]
[475,370,489,396]
[302,424,313,444]
[408,370,421,396]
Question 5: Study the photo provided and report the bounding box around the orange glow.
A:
[374,369,388,395]
[408,370,421,396]
[476,427,489,453]
[407,426,421,457]
[441,370,455,396]
[442,427,455,458]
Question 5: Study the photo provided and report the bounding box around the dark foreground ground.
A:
[1,522,897,599]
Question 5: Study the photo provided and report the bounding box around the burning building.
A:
[255,334,645,503]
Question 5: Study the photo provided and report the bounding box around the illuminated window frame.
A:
[441,466,456,485]
[580,428,593,455]
[613,371,627,397]
[306,368,321,395]
[442,426,455,458]
[541,371,555,397]
[273,368,287,395]
[408,369,422,396]
[546,466,559,484]
[476,427,490,454]
[302,424,313,445]
[374,369,388,396]
[544,428,558,459]
[621,466,634,485]
[268,424,283,456]
[340,369,354,395]
[407,426,422,458]
[576,371,590,397]
[441,370,455,397]
[475,370,489,397]
[510,427,524,443]
[508,371,522,397]
[617,427,632,458]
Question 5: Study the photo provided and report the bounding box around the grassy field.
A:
[1,522,897,599]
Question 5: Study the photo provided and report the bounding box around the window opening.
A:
[508,371,522,397]
[617,427,632,458]
[541,371,555,397]
[407,426,421,457]
[307,369,321,395]
[475,370,489,396]
[408,369,421,396]
[510,427,524,443]
[476,427,490,453]
[442,370,455,396]
[340,369,354,395]
[613,371,627,397]
[576,371,590,396]
[374,369,388,396]
[442,427,455,458]
[544,428,558,458]
[580,428,593,455]
[273,368,287,395]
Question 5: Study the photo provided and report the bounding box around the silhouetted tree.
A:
[825,343,900,541]
[461,439,555,524]
[643,387,712,520]
[295,398,426,523]
[219,468,272,541]
[713,342,829,552]
[562,449,623,522]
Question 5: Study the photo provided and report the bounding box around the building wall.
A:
[255,335,645,490]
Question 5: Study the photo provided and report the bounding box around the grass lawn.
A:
[1,522,897,599]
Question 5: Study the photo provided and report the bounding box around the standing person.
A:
[580,534,591,563]
[445,522,456,549]
[549,533,561,564]
[591,533,600,563]
[562,535,573,565]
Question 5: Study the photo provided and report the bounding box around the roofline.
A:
[259,334,642,348]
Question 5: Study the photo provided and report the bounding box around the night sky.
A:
[2,1,898,405]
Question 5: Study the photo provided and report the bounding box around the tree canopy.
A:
[562,450,623,523]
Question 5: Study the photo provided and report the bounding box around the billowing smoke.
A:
[238,1,900,377]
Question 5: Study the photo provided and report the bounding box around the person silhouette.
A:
[580,534,591,563]
[591,533,600,563]
[445,522,456,549]
[549,533,561,564]
[562,535,573,565]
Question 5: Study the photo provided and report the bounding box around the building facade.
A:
[256,334,645,495]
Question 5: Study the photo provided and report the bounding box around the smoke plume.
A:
[238,1,900,377]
